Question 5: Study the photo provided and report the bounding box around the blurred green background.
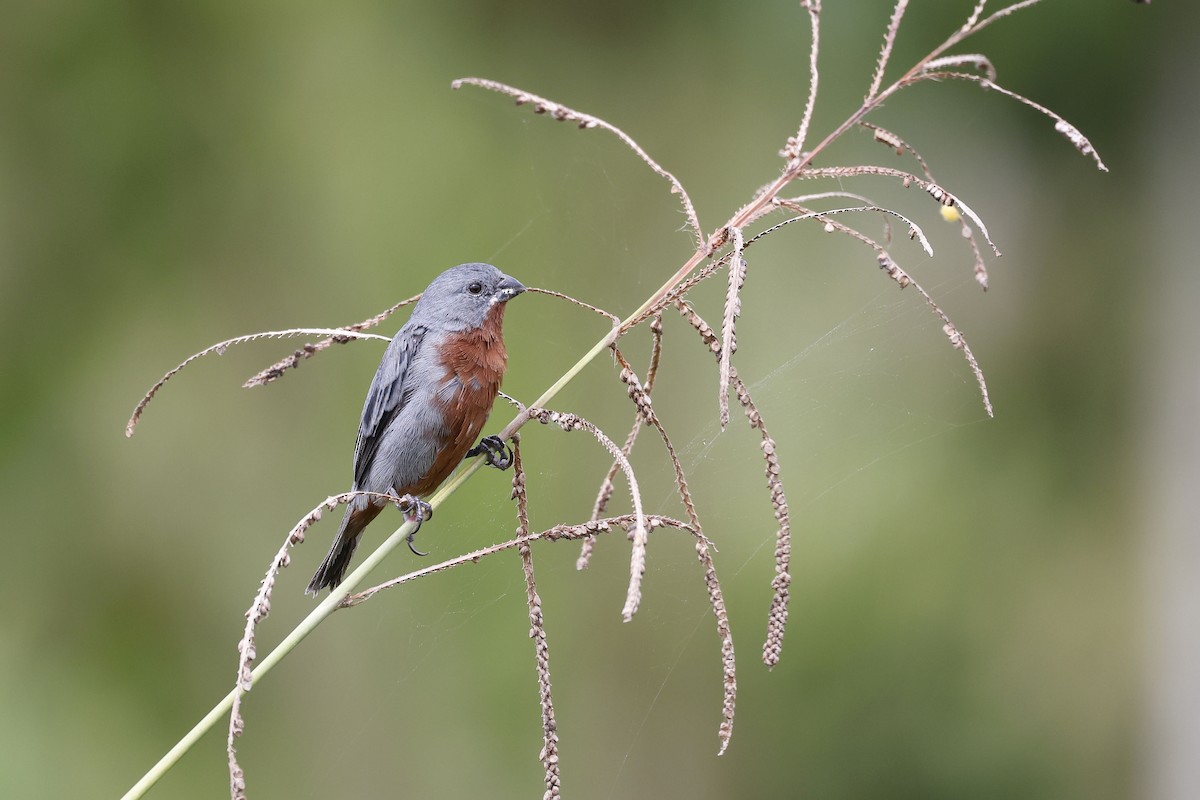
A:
[2,1,1195,798]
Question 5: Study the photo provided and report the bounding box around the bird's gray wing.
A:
[352,323,428,489]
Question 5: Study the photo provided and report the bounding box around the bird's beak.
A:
[495,275,526,302]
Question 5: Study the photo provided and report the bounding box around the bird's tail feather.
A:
[305,502,383,595]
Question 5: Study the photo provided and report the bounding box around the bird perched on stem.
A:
[306,262,525,595]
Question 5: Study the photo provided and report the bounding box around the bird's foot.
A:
[466,435,512,470]
[393,494,433,556]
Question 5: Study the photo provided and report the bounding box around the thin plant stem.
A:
[122,488,452,799]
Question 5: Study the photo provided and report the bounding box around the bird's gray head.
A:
[411,262,525,332]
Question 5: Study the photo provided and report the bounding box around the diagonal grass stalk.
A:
[120,248,710,799]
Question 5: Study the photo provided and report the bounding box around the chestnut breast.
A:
[405,303,510,496]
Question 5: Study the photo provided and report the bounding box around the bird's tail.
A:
[305,501,384,595]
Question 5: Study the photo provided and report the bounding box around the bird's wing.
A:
[352,323,428,489]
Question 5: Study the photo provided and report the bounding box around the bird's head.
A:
[413,262,526,332]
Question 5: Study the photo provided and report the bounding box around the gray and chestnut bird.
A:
[306,263,525,594]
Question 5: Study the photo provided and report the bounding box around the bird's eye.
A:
[467,281,484,295]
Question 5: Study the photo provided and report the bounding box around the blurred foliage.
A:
[0,1,1190,798]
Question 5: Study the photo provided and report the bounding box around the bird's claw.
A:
[405,533,428,558]
[393,494,433,556]
[467,435,512,470]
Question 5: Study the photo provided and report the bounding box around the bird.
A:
[306,262,525,595]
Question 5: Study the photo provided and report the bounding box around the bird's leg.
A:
[392,493,434,556]
[466,435,512,470]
